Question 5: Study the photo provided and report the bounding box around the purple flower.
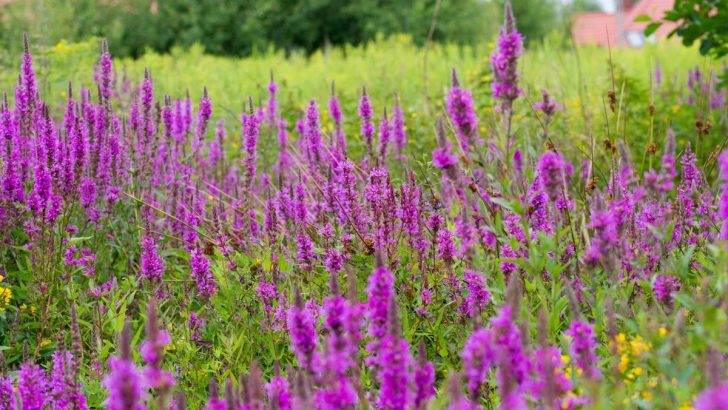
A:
[432,117,458,170]
[140,299,175,392]
[359,87,375,156]
[18,362,49,410]
[653,275,681,307]
[295,232,314,269]
[98,39,113,100]
[190,248,217,298]
[287,291,319,372]
[103,325,145,410]
[529,346,574,409]
[366,258,395,343]
[534,89,559,117]
[50,351,88,410]
[378,109,391,162]
[695,381,728,410]
[305,100,323,165]
[447,70,480,152]
[461,270,490,317]
[140,235,165,282]
[266,372,292,410]
[377,327,413,410]
[79,176,96,208]
[538,150,568,203]
[461,328,493,400]
[0,375,15,410]
[413,344,435,410]
[243,104,260,187]
[490,305,530,399]
[392,100,406,158]
[565,320,601,380]
[490,1,523,111]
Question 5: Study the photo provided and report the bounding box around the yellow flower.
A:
[619,353,630,373]
[658,327,668,337]
[0,274,4,282]
[40,339,51,347]
[641,390,653,401]
[679,403,694,410]
[630,336,651,356]
[0,287,11,312]
[207,194,214,201]
[561,355,570,365]
[672,104,680,113]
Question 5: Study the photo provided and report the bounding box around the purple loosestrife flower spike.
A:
[140,234,164,282]
[653,275,680,307]
[432,117,458,170]
[359,87,375,157]
[566,320,601,380]
[305,100,323,165]
[141,299,175,395]
[287,289,319,373]
[377,299,413,410]
[194,87,212,153]
[447,69,481,152]
[491,1,523,112]
[461,270,490,318]
[267,72,278,127]
[329,83,346,156]
[378,108,391,163]
[103,323,146,410]
[718,150,728,243]
[695,382,728,410]
[392,96,407,159]
[243,98,259,187]
[366,253,395,344]
[534,89,558,117]
[98,39,113,102]
[18,362,49,410]
[461,328,493,400]
[413,342,435,409]
[0,375,14,410]
[50,350,89,410]
[538,150,567,203]
[190,248,217,299]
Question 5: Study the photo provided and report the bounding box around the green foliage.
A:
[645,0,728,60]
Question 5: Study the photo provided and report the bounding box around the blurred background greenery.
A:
[0,0,600,62]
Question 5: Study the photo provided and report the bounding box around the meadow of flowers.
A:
[1,2,728,409]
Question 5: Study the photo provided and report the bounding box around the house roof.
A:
[572,0,677,46]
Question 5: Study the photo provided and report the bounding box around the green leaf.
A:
[633,14,653,23]
[645,22,662,37]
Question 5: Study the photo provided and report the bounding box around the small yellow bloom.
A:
[679,403,694,410]
[630,336,651,356]
[659,327,668,337]
[642,390,653,401]
[632,367,643,377]
[207,195,214,201]
[561,355,570,365]
[672,104,681,113]
[619,353,630,373]
[40,339,51,347]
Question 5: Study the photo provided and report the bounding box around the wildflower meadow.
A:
[1,2,728,409]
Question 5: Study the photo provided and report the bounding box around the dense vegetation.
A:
[0,0,599,60]
[1,3,728,410]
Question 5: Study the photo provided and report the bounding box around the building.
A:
[572,0,677,47]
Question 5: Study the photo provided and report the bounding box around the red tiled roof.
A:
[572,0,677,46]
